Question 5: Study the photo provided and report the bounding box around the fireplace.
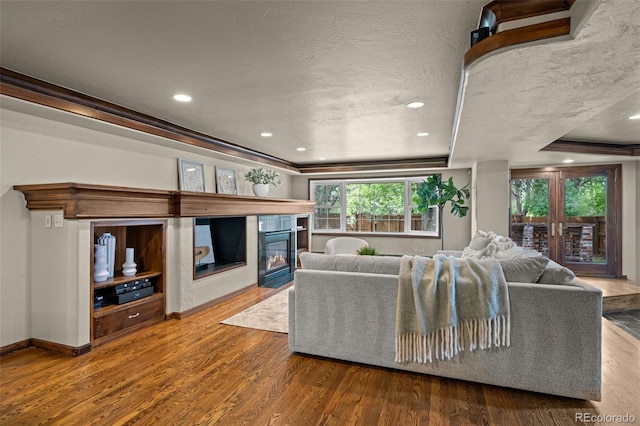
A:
[258,215,296,288]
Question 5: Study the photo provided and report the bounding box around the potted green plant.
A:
[414,175,470,251]
[357,246,379,256]
[244,167,282,197]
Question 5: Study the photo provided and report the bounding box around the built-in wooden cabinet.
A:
[91,220,166,346]
[14,183,314,353]
[296,215,310,266]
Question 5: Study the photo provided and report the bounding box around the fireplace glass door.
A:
[258,226,295,288]
[265,239,289,273]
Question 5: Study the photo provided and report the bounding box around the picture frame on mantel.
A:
[215,166,237,195]
[178,159,205,192]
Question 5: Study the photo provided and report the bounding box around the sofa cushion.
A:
[467,230,495,251]
[497,257,549,283]
[299,252,401,275]
[537,259,576,285]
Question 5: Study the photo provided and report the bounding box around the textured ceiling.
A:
[450,0,640,167]
[0,0,638,171]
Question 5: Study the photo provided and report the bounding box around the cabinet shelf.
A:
[90,220,166,347]
[296,215,310,267]
[93,271,162,290]
[93,292,165,318]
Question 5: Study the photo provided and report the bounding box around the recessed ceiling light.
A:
[318,157,326,161]
[296,147,306,152]
[173,94,192,102]
[406,101,424,109]
[629,114,640,120]
[417,132,430,137]
[562,159,575,164]
[260,132,273,137]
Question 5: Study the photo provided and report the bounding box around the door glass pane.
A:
[510,178,550,256]
[564,176,607,264]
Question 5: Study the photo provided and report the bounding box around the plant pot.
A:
[252,183,270,197]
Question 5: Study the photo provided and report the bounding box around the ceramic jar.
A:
[122,247,137,277]
[93,244,109,283]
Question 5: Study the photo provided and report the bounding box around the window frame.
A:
[309,176,439,237]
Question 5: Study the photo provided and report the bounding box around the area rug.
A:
[221,288,290,333]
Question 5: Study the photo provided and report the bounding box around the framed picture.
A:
[178,159,205,192]
[216,167,237,195]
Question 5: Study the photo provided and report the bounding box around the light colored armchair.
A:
[324,237,368,255]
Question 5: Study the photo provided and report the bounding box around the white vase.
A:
[252,183,270,197]
[98,232,116,278]
[93,244,109,283]
[122,247,137,277]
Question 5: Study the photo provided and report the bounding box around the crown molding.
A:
[0,67,299,172]
[1,68,450,175]
[542,139,640,156]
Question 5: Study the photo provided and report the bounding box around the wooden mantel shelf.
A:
[175,191,314,217]
[14,183,315,219]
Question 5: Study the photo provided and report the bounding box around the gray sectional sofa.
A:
[288,253,603,400]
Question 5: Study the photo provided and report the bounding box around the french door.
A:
[510,165,621,277]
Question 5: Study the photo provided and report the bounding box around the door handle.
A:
[551,222,555,237]
[558,222,563,237]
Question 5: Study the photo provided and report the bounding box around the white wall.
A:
[637,161,640,283]
[633,161,640,283]
[0,99,293,348]
[620,162,636,281]
[292,169,473,255]
[472,160,510,236]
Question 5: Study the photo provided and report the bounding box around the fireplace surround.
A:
[258,215,296,288]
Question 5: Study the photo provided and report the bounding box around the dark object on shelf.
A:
[114,278,152,295]
[471,27,491,47]
[94,294,105,309]
[107,286,154,305]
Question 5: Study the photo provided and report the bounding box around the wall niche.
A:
[194,216,247,279]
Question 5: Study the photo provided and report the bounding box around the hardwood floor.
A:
[2,282,639,426]
[578,276,640,312]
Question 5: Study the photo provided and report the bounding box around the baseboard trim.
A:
[168,282,257,320]
[1,339,92,357]
[31,339,92,357]
[0,339,31,356]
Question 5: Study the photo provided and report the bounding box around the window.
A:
[310,177,439,236]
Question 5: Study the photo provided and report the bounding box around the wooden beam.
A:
[542,139,640,156]
[297,157,448,174]
[465,18,571,68]
[2,68,449,174]
[0,68,299,173]
[484,0,575,24]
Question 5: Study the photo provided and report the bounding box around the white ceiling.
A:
[0,0,638,172]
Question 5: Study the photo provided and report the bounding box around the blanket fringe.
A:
[395,315,510,363]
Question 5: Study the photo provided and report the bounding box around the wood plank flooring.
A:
[579,276,640,312]
[2,282,640,426]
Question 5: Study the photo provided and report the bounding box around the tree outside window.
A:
[310,177,439,236]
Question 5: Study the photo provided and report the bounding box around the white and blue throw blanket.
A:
[396,254,510,363]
